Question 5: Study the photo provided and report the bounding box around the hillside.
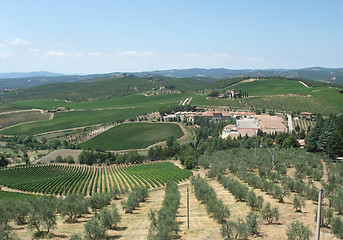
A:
[0,75,210,102]
[1,67,343,90]
[192,78,343,115]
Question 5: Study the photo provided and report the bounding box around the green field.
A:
[0,102,28,113]
[79,122,184,150]
[190,95,244,108]
[229,78,311,96]
[241,88,343,115]
[189,78,343,115]
[0,162,191,195]
[0,190,36,200]
[13,93,189,110]
[0,103,177,135]
[0,111,51,130]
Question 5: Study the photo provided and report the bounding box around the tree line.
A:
[306,114,343,157]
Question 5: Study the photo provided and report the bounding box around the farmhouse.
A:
[222,114,287,138]
[202,111,232,122]
[299,112,313,120]
[222,117,260,138]
[225,89,242,98]
[202,111,255,121]
[163,111,203,122]
[255,115,287,134]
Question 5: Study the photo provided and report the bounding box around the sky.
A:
[0,0,343,74]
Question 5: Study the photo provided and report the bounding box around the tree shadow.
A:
[106,235,122,239]
[114,226,128,231]
[50,233,68,238]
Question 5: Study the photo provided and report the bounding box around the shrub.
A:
[87,193,111,213]
[58,194,88,221]
[192,177,230,224]
[247,190,264,211]
[261,203,279,224]
[246,212,260,235]
[218,175,248,202]
[148,181,180,240]
[286,220,313,240]
[98,205,121,230]
[331,217,343,239]
[11,200,31,225]
[221,219,248,240]
[84,217,106,240]
[293,195,305,212]
[272,184,289,203]
[332,189,343,214]
[27,196,57,235]
[69,233,83,240]
[315,207,333,227]
[0,223,18,240]
[122,187,148,213]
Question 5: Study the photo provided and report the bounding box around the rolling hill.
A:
[0,75,211,102]
[1,67,342,90]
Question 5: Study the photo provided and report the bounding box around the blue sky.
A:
[0,0,343,74]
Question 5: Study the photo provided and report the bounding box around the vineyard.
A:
[0,111,51,130]
[79,122,184,151]
[0,162,191,196]
[293,118,315,131]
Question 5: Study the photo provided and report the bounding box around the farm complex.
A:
[0,76,343,240]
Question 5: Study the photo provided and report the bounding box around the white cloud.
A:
[0,50,14,57]
[119,50,153,57]
[29,48,40,52]
[211,53,232,60]
[89,52,101,56]
[45,51,69,57]
[183,53,200,58]
[52,43,64,47]
[9,38,28,45]
[248,57,262,61]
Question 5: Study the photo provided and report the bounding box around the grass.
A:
[13,93,189,110]
[0,111,51,130]
[241,91,343,115]
[0,147,17,156]
[0,102,28,113]
[190,95,244,108]
[229,78,311,96]
[191,78,343,115]
[79,122,184,150]
[0,103,177,135]
[0,190,36,200]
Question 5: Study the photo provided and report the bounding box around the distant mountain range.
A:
[0,71,65,79]
[0,67,342,89]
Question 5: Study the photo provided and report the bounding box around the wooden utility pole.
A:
[187,187,190,229]
[315,189,323,240]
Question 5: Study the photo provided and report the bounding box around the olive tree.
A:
[293,195,305,212]
[0,223,18,240]
[58,194,88,222]
[27,197,57,236]
[286,220,312,240]
[84,217,106,240]
[98,205,121,230]
[261,203,279,224]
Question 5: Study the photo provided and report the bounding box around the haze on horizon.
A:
[0,0,343,74]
